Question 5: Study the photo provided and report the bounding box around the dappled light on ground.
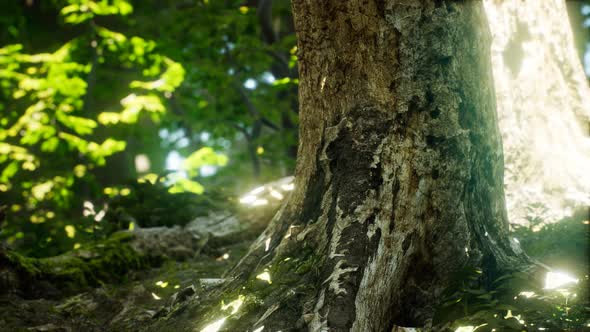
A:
[221,295,245,315]
[216,253,230,261]
[256,270,272,284]
[239,176,294,208]
[264,237,271,252]
[454,325,487,332]
[504,310,525,325]
[155,280,169,288]
[518,291,535,298]
[544,271,579,290]
[200,295,246,332]
[199,295,245,332]
[199,318,226,332]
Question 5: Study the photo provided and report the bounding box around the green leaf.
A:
[1,161,19,182]
[168,178,204,195]
[56,112,97,135]
[182,147,228,177]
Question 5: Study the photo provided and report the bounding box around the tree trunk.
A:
[153,2,530,331]
[483,0,590,226]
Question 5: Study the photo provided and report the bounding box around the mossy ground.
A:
[3,231,153,299]
[147,243,324,332]
[0,232,253,332]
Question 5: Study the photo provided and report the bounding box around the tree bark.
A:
[153,2,530,331]
[483,0,590,226]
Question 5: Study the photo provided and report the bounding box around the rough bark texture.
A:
[150,2,529,331]
[483,0,590,225]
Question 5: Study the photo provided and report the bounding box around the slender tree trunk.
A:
[248,140,262,179]
[256,0,300,169]
[151,2,530,331]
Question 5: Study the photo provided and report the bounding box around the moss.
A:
[85,235,149,282]
[2,230,263,332]
[6,250,42,276]
[271,246,322,282]
[3,231,161,298]
[107,230,135,243]
[192,245,323,331]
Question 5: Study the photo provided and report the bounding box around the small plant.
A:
[435,214,590,331]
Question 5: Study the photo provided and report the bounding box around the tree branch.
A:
[257,0,276,44]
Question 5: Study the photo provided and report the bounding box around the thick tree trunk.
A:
[219,1,527,330]
[483,0,590,226]
[151,2,530,332]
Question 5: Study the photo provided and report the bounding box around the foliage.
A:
[435,216,590,331]
[101,172,231,234]
[129,0,299,179]
[512,211,589,274]
[0,0,231,257]
[435,269,589,331]
[0,0,299,257]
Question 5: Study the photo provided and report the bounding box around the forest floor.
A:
[0,193,587,332]
[1,239,253,332]
[0,206,266,332]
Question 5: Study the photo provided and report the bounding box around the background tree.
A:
[484,0,590,226]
